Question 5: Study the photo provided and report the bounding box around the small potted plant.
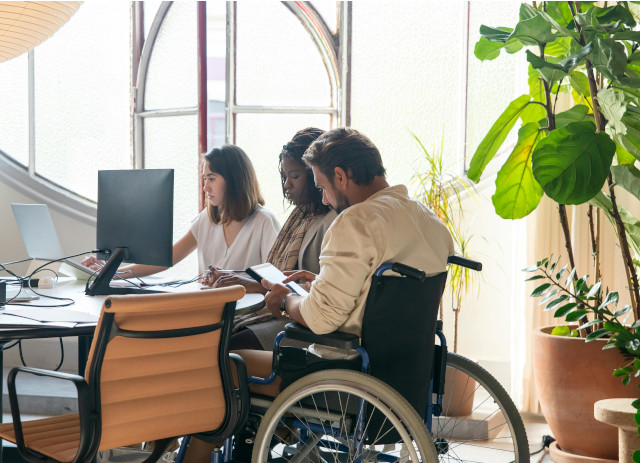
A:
[411,132,480,416]
[468,2,640,460]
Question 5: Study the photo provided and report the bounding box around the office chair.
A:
[0,285,249,463]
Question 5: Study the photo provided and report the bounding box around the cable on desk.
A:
[19,250,100,307]
[18,338,64,371]
[0,257,35,267]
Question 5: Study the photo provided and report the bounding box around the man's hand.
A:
[262,279,292,318]
[283,270,317,291]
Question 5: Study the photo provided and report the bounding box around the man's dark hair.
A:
[279,127,329,216]
[303,128,386,185]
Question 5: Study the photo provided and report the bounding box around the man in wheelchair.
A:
[183,128,454,462]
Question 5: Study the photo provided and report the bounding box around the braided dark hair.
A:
[279,127,329,216]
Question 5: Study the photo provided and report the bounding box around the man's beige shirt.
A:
[299,184,454,336]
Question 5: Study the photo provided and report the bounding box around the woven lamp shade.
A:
[0,1,82,63]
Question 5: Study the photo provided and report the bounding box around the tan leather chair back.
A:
[84,286,245,450]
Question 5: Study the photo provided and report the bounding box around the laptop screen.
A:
[11,204,66,260]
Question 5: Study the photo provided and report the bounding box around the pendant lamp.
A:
[0,1,82,63]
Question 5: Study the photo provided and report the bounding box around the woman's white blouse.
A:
[189,206,280,274]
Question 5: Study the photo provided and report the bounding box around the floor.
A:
[522,412,554,462]
[0,367,557,462]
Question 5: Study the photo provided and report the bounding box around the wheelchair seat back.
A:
[361,270,447,418]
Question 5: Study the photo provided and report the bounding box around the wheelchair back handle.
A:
[447,255,482,271]
[377,256,482,280]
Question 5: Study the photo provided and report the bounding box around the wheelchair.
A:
[177,256,529,463]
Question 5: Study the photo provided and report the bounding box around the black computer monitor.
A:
[86,169,174,296]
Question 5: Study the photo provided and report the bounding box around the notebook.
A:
[11,203,94,278]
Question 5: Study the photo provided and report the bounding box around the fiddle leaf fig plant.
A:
[470,2,640,450]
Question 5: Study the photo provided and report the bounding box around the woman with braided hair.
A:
[203,127,337,351]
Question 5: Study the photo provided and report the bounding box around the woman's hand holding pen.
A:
[202,265,233,287]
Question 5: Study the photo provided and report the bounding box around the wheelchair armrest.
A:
[7,367,91,457]
[284,323,360,350]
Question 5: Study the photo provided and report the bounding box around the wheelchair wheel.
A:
[253,369,438,462]
[432,353,529,462]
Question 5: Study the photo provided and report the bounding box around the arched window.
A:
[0,1,345,231]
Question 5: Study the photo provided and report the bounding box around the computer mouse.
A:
[39,277,56,289]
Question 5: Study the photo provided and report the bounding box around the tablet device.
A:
[245,263,309,297]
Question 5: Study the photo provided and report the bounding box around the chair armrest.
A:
[7,367,91,457]
[284,323,360,350]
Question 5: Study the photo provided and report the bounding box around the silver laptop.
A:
[11,203,94,277]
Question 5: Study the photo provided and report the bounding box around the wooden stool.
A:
[594,398,640,463]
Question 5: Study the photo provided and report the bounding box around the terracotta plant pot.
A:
[442,364,476,416]
[532,326,638,460]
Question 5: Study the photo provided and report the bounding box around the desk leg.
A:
[78,335,92,376]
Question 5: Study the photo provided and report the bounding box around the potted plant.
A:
[411,132,480,416]
[468,1,640,460]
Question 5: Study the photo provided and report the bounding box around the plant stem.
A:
[607,174,640,319]
[558,204,577,274]
[587,205,602,306]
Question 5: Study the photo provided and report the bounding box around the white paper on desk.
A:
[2,307,98,323]
[0,313,77,328]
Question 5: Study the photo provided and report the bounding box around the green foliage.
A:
[411,133,480,353]
[531,121,615,204]
[471,1,640,219]
[476,3,640,437]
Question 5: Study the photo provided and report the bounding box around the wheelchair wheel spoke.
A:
[432,353,529,463]
[253,370,437,463]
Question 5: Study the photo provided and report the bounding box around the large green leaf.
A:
[531,121,615,204]
[589,191,640,258]
[479,24,511,42]
[599,88,628,138]
[616,144,636,165]
[543,1,574,29]
[521,72,547,124]
[569,71,592,106]
[589,38,629,81]
[554,105,592,128]
[527,43,593,83]
[544,37,572,57]
[475,35,523,61]
[526,67,547,125]
[512,11,559,46]
[617,112,640,160]
[611,164,640,199]
[468,94,532,182]
[612,31,640,42]
[527,51,568,82]
[597,4,636,28]
[492,123,545,219]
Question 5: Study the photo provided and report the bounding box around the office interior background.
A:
[0,1,552,412]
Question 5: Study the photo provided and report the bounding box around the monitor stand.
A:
[85,247,164,296]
